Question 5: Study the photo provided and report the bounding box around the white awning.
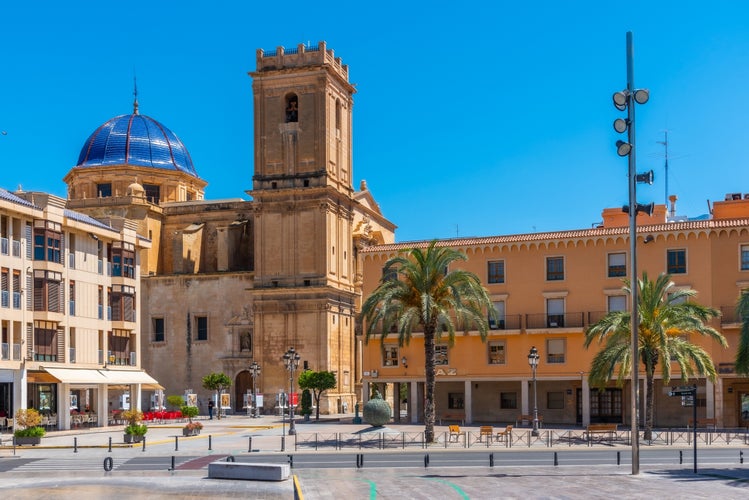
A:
[102,369,161,388]
[43,368,109,384]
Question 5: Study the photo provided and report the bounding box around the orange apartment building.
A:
[359,194,749,429]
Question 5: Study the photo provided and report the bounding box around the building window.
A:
[96,183,112,198]
[111,285,136,322]
[383,345,399,366]
[111,242,135,278]
[448,393,465,410]
[382,266,397,282]
[608,295,627,312]
[741,244,749,271]
[196,316,208,341]
[489,301,505,329]
[285,94,299,123]
[108,329,131,365]
[1,267,8,308]
[152,318,165,342]
[435,344,448,365]
[33,270,62,313]
[69,280,75,316]
[488,260,505,284]
[547,338,566,364]
[547,391,565,410]
[607,252,626,277]
[488,341,506,365]
[667,249,687,274]
[143,184,160,204]
[34,320,58,362]
[500,392,517,409]
[33,220,62,263]
[546,298,565,328]
[546,257,564,281]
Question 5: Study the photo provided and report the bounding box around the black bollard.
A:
[142,436,146,452]
[679,450,683,464]
[554,452,558,466]
[108,436,112,453]
[741,450,744,464]
[208,434,212,451]
[424,454,430,468]
[288,454,294,469]
[489,453,494,468]
[281,435,286,452]
[174,435,179,451]
[74,437,78,453]
[617,451,621,465]
[248,436,252,453]
[170,456,176,471]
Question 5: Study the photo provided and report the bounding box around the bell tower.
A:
[248,42,357,412]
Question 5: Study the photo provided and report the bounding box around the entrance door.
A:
[577,388,623,424]
[740,393,749,427]
[235,371,251,412]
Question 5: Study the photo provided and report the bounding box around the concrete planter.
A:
[14,436,42,446]
[124,433,145,443]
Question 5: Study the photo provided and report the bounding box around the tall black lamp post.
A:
[528,346,540,437]
[249,361,261,418]
[283,347,301,435]
[612,31,652,475]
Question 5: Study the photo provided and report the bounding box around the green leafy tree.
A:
[736,290,749,375]
[585,272,726,440]
[360,240,496,442]
[202,372,232,420]
[298,370,336,421]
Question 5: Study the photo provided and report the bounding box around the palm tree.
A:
[585,272,726,440]
[360,240,496,442]
[736,290,749,375]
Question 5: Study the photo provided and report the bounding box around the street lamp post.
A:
[249,361,261,418]
[283,347,301,435]
[612,31,652,476]
[528,346,540,437]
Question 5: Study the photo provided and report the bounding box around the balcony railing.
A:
[69,347,76,363]
[720,306,743,325]
[1,290,7,308]
[130,351,137,366]
[525,312,585,329]
[13,292,21,309]
[12,239,20,257]
[69,300,75,316]
[68,252,75,269]
[98,304,103,320]
[488,315,522,331]
[0,237,7,255]
[1,343,8,360]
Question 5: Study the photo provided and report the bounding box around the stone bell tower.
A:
[248,42,358,412]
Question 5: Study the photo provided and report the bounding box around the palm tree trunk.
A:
[424,328,436,443]
[644,370,655,441]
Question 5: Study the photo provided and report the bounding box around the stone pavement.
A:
[0,414,747,499]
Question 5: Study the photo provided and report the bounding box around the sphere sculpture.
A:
[363,390,391,427]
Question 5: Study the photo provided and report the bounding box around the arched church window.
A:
[285,94,298,123]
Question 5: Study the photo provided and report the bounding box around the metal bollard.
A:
[142,436,146,452]
[174,436,179,451]
[617,451,621,466]
[248,436,252,453]
[288,454,294,469]
[424,454,430,468]
[489,453,494,468]
[281,436,286,452]
[741,450,744,464]
[108,436,112,452]
[169,456,176,471]
[679,450,683,464]
[74,437,78,453]
[554,452,558,466]
[208,434,212,451]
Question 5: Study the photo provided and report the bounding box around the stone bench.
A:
[208,461,290,481]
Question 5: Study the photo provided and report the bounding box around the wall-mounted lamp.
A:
[88,233,99,241]
[643,235,654,244]
[401,356,408,368]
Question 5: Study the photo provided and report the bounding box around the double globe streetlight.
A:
[527,346,540,437]
[611,31,652,476]
[283,347,301,435]
[249,360,261,418]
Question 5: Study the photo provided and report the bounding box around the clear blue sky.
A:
[2,2,748,242]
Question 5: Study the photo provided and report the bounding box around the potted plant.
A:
[121,408,147,443]
[300,389,313,422]
[14,408,46,446]
[180,405,201,436]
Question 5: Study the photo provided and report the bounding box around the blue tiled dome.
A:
[76,114,198,177]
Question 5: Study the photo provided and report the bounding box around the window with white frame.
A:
[546,298,565,328]
[383,345,399,366]
[741,244,749,271]
[547,338,566,364]
[546,256,564,281]
[489,301,506,329]
[607,252,626,277]
[488,341,506,365]
[435,344,448,365]
[608,295,627,312]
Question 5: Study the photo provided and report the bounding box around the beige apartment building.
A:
[359,195,749,429]
[63,42,395,415]
[0,188,155,430]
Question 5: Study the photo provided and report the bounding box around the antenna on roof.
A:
[656,130,669,206]
[133,73,139,115]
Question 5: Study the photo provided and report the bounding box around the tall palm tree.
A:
[736,290,749,375]
[360,241,496,442]
[585,272,726,440]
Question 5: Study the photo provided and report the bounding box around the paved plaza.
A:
[0,414,747,499]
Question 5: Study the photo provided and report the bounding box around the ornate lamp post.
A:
[283,347,301,435]
[528,346,540,437]
[249,361,261,418]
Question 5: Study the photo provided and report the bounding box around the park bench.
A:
[687,418,717,430]
[448,424,465,442]
[496,425,513,443]
[584,423,618,443]
[515,414,543,428]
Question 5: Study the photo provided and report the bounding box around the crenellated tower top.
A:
[255,41,349,83]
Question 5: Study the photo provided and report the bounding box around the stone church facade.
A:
[65,42,395,414]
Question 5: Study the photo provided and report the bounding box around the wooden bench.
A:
[496,425,513,443]
[584,423,618,442]
[515,414,543,428]
[448,424,465,443]
[479,426,494,442]
[688,418,717,430]
[439,413,465,425]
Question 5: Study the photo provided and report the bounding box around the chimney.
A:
[668,195,677,218]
